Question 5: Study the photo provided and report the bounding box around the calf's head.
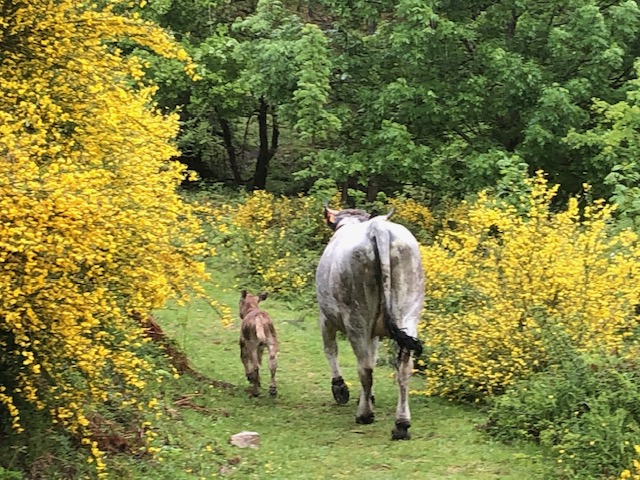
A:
[239,290,268,319]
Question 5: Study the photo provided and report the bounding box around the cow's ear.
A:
[382,207,395,221]
[324,206,339,230]
[370,207,394,221]
[258,292,268,301]
[241,289,247,299]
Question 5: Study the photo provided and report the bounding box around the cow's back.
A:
[316,222,377,327]
[316,218,424,335]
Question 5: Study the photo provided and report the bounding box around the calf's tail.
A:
[255,322,267,344]
[371,222,423,357]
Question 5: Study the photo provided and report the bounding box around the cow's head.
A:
[323,203,395,231]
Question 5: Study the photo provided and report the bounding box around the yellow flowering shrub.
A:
[388,197,436,244]
[204,190,330,296]
[621,446,640,479]
[0,0,207,475]
[202,190,431,296]
[419,173,640,400]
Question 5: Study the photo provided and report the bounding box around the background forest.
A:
[146,0,640,220]
[4,0,640,479]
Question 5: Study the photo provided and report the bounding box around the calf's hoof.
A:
[331,377,350,405]
[355,413,375,425]
[391,420,411,440]
[269,386,277,398]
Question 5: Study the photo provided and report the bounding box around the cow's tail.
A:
[371,222,423,357]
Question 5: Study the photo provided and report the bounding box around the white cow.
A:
[316,206,424,440]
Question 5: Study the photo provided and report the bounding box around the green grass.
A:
[111,262,555,479]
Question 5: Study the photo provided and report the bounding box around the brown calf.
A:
[238,290,278,397]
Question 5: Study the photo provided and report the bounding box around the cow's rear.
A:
[316,206,424,440]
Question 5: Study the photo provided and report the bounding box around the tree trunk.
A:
[366,175,379,203]
[252,98,269,190]
[340,176,357,207]
[218,115,242,186]
[340,180,349,205]
[270,112,279,159]
[251,97,279,191]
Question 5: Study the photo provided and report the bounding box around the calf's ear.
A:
[241,290,248,299]
[258,292,269,301]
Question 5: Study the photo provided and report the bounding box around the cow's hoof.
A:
[391,420,411,440]
[355,413,375,425]
[331,377,350,404]
[269,386,277,398]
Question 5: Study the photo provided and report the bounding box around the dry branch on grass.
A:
[137,313,235,389]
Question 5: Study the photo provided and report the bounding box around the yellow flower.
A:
[0,0,208,476]
[419,172,640,400]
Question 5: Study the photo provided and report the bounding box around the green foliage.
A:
[296,120,429,187]
[233,1,340,139]
[299,0,640,202]
[142,0,339,187]
[288,24,342,141]
[139,0,640,203]
[137,1,250,180]
[605,162,640,229]
[567,61,640,228]
[493,154,531,202]
[486,339,640,479]
[198,190,330,299]
[0,467,22,480]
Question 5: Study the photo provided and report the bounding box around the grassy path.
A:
[117,266,553,479]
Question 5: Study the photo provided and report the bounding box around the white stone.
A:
[229,431,260,449]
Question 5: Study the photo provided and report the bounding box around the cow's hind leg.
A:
[370,337,379,406]
[321,319,349,404]
[352,338,376,425]
[392,347,413,440]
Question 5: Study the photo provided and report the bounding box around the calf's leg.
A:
[240,339,252,383]
[267,340,278,397]
[241,341,261,397]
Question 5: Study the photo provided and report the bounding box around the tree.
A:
[139,0,640,203]
[300,0,640,203]
[0,0,205,473]
[234,1,340,189]
[567,60,640,228]
[144,0,339,190]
